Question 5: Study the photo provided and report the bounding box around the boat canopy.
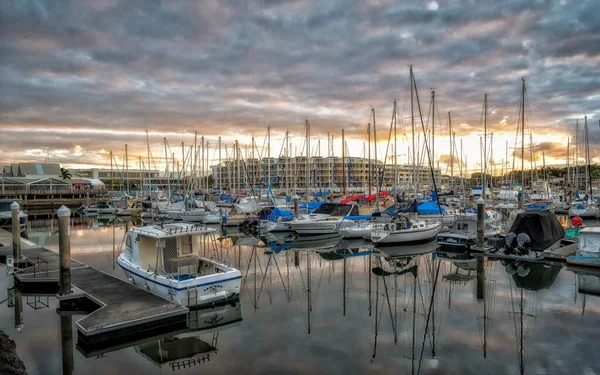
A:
[579,227,600,258]
[341,194,365,204]
[507,210,564,251]
[312,203,359,216]
[299,202,323,213]
[417,201,445,214]
[365,191,389,202]
[268,207,294,221]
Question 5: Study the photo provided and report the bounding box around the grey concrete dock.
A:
[1,228,189,343]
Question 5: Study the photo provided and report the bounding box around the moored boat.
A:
[116,223,241,307]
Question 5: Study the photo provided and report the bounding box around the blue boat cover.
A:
[524,203,549,210]
[268,208,294,221]
[417,201,446,214]
[299,202,323,213]
[345,215,372,221]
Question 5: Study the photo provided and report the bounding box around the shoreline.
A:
[0,330,27,375]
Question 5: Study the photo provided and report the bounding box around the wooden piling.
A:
[58,205,72,296]
[11,202,21,260]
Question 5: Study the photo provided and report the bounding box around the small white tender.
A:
[117,223,241,307]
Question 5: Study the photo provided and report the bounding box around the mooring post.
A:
[11,202,21,260]
[293,197,299,217]
[294,250,300,267]
[476,197,485,250]
[58,205,72,296]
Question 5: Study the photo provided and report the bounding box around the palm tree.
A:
[60,167,72,180]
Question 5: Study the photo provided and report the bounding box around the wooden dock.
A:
[0,228,189,344]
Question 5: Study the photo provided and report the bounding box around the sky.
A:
[1,0,599,176]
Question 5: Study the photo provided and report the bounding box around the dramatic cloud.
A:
[0,0,599,170]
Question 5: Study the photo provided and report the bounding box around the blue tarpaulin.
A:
[345,215,372,221]
[299,202,323,213]
[268,208,294,221]
[417,201,446,214]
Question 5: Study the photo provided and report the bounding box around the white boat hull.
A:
[117,255,241,307]
[371,222,442,244]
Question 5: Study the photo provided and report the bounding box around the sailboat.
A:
[568,116,598,218]
[370,67,442,245]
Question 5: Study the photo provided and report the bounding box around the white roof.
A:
[131,223,216,238]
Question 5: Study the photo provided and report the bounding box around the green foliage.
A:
[60,167,72,180]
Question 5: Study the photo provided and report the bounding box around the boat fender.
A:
[390,223,396,231]
[221,215,227,224]
[384,224,389,231]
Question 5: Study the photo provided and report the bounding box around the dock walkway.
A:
[0,228,188,343]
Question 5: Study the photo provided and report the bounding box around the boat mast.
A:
[432,90,436,186]
[483,92,488,200]
[575,119,579,191]
[449,112,453,193]
[585,115,592,199]
[267,126,271,199]
[125,143,129,194]
[305,119,310,213]
[218,137,222,192]
[520,78,526,209]
[163,138,169,197]
[410,65,417,197]
[367,123,372,198]
[372,108,379,208]
[565,137,571,201]
[342,129,346,197]
[394,99,398,200]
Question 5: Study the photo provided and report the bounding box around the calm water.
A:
[1,217,600,375]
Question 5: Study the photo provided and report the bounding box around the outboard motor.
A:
[516,233,531,255]
[504,232,518,254]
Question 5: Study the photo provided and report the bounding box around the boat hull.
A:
[371,223,442,244]
[116,255,241,307]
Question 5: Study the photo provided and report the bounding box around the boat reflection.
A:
[77,298,243,372]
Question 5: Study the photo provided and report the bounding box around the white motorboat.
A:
[435,216,501,249]
[371,218,442,244]
[116,223,241,307]
[289,203,359,236]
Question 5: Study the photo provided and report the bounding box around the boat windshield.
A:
[312,203,357,216]
[0,202,12,211]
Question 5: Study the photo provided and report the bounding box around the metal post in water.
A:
[58,205,72,296]
[11,202,21,260]
[476,197,485,250]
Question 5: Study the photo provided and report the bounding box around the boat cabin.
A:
[125,223,220,279]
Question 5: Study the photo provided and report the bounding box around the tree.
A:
[60,167,72,180]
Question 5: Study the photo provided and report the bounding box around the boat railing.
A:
[134,224,211,238]
[210,256,232,268]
